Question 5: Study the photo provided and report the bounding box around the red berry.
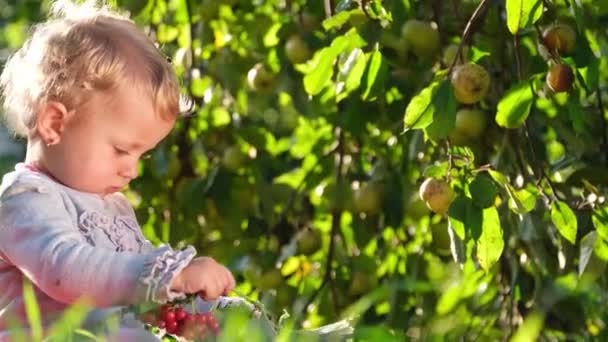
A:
[196,313,208,324]
[162,311,176,323]
[156,320,166,329]
[166,320,179,334]
[174,308,187,321]
[183,314,196,324]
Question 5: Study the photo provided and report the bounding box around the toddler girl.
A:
[0,0,243,340]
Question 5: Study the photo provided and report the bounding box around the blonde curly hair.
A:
[0,0,180,137]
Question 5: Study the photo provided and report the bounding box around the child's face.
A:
[46,84,176,196]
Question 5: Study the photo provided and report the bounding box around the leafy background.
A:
[1,0,608,340]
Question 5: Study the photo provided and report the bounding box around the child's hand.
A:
[170,256,235,300]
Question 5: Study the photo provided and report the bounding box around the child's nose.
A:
[120,162,139,180]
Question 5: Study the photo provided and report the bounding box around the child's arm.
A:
[0,185,195,307]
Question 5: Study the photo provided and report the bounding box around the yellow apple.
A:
[419,178,454,215]
[451,63,490,104]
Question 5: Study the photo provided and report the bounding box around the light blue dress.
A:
[0,164,215,341]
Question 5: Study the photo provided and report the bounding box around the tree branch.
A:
[447,0,490,77]
[512,25,562,201]
[303,128,345,314]
[324,0,333,19]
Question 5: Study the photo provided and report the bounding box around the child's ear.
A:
[36,101,71,145]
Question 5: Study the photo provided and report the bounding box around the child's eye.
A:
[114,147,130,155]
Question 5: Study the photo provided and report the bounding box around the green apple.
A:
[442,44,469,67]
[454,108,487,139]
[285,35,312,64]
[297,228,322,255]
[247,63,276,93]
[222,146,245,171]
[259,268,283,290]
[419,178,454,215]
[451,63,490,104]
[352,182,382,214]
[401,20,440,58]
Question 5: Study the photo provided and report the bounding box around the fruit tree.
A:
[3,0,608,340]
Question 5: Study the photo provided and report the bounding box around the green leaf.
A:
[505,0,543,34]
[23,279,43,341]
[470,46,491,63]
[436,285,463,315]
[476,206,504,271]
[303,48,336,96]
[567,96,589,134]
[362,46,388,101]
[551,201,578,244]
[303,29,367,96]
[423,162,449,179]
[47,299,93,340]
[496,81,535,128]
[469,174,498,208]
[592,205,608,241]
[574,33,597,68]
[118,0,149,15]
[403,81,440,131]
[579,60,599,90]
[322,10,356,30]
[337,48,368,101]
[263,22,282,47]
[488,169,509,186]
[510,311,545,342]
[594,235,608,262]
[424,81,458,141]
[571,0,585,34]
[448,195,482,240]
[507,186,537,214]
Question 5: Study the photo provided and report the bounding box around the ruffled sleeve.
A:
[138,245,196,303]
[0,175,196,306]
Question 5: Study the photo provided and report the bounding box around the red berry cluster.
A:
[140,304,220,340]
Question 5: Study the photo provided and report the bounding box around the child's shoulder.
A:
[0,163,61,200]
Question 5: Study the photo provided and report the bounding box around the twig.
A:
[303,128,345,314]
[451,0,462,23]
[446,0,490,77]
[513,34,523,80]
[513,25,561,201]
[446,139,453,181]
[324,0,333,19]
